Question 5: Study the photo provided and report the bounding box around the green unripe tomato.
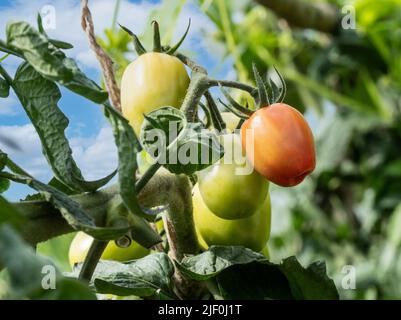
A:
[68,232,149,267]
[193,184,271,252]
[121,52,190,136]
[198,134,269,220]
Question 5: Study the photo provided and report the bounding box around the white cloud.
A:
[0,0,159,69]
[0,0,218,71]
[0,123,117,184]
[0,124,48,178]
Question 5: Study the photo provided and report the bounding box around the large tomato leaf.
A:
[72,252,176,299]
[176,246,339,300]
[6,21,107,103]
[0,224,96,299]
[176,246,267,280]
[0,171,159,245]
[279,257,339,300]
[12,62,116,192]
[215,262,294,299]
[140,106,224,175]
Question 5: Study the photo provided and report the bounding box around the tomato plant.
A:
[241,103,316,187]
[0,1,340,302]
[198,133,269,219]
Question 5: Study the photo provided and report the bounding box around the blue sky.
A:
[0,0,234,200]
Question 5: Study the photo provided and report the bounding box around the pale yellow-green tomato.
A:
[193,184,271,252]
[68,232,149,267]
[121,52,190,136]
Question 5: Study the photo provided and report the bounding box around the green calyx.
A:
[218,65,287,119]
[119,19,191,56]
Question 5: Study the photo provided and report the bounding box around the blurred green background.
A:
[10,0,400,300]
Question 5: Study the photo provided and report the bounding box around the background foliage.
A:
[1,0,400,300]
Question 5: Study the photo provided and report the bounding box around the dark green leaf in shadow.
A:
[279,257,339,300]
[216,262,293,300]
[88,253,175,299]
[176,246,266,280]
[0,224,96,299]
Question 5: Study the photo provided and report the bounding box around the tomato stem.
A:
[135,162,162,192]
[198,101,212,128]
[78,239,108,282]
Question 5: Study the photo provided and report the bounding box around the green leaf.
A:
[216,262,293,299]
[13,62,115,192]
[0,196,25,228]
[176,246,267,280]
[90,253,176,299]
[0,178,10,193]
[40,277,96,300]
[48,39,74,50]
[6,21,107,103]
[0,151,7,171]
[176,246,339,300]
[47,177,77,195]
[279,257,339,300]
[102,103,160,221]
[0,76,10,98]
[141,107,224,175]
[0,224,96,299]
[1,171,133,241]
[37,13,73,50]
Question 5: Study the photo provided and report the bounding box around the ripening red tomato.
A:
[241,103,316,187]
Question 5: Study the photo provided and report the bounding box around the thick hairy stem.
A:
[78,240,108,282]
[140,170,202,299]
[255,0,341,33]
[138,169,199,259]
[181,71,210,122]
